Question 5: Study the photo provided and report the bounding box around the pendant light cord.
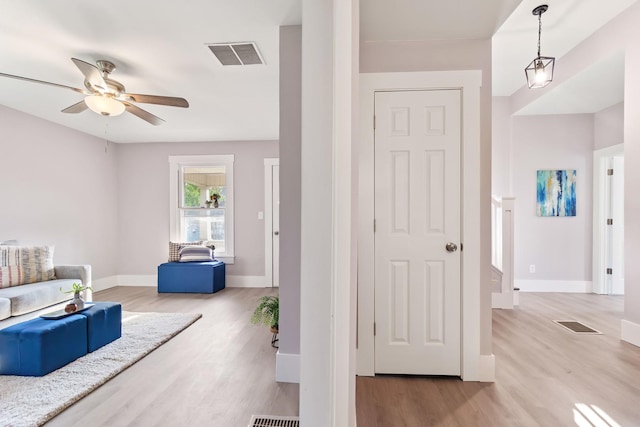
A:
[537,12,542,58]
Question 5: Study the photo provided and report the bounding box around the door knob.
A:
[445,242,458,252]
[274,231,279,236]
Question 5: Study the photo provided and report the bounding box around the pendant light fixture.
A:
[525,4,555,89]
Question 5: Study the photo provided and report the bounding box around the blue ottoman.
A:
[77,302,122,352]
[158,261,225,293]
[0,315,88,376]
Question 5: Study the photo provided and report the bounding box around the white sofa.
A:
[0,265,91,330]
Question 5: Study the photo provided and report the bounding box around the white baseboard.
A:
[226,275,267,288]
[276,351,300,383]
[92,276,119,291]
[478,354,495,382]
[117,275,157,287]
[491,292,513,309]
[515,280,592,293]
[92,274,267,289]
[621,319,640,348]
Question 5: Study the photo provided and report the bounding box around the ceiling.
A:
[493,0,636,114]
[0,0,301,143]
[1,1,635,143]
[360,0,522,42]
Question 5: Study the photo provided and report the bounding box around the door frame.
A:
[264,158,280,287]
[357,71,485,381]
[592,144,624,294]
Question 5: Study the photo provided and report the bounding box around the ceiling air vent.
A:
[208,42,264,66]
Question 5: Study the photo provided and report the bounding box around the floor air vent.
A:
[248,415,300,427]
[554,320,602,334]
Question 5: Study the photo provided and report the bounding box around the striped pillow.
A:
[168,241,203,262]
[0,245,55,286]
[178,246,213,262]
[0,266,23,288]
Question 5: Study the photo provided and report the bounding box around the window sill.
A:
[215,256,235,265]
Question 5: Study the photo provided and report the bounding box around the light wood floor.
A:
[46,286,298,427]
[46,290,640,426]
[357,292,640,426]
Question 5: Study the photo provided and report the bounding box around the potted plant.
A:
[251,295,279,342]
[60,282,92,312]
[211,192,221,208]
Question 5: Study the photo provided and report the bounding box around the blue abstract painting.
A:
[536,170,576,217]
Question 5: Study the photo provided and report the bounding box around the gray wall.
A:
[360,38,494,355]
[0,105,119,280]
[278,25,302,355]
[116,140,278,276]
[511,114,594,283]
[0,106,277,279]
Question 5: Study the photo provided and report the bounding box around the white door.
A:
[272,164,280,287]
[264,159,280,287]
[610,156,624,295]
[374,89,461,376]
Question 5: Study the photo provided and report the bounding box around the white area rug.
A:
[0,311,201,427]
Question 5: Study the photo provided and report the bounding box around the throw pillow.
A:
[0,266,23,288]
[169,241,203,262]
[20,245,56,284]
[0,245,55,286]
[0,246,21,267]
[178,246,213,262]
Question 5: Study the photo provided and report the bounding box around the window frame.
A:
[169,154,235,264]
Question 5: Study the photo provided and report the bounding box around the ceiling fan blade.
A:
[121,93,189,108]
[0,72,87,94]
[123,102,165,126]
[71,58,107,91]
[61,101,88,114]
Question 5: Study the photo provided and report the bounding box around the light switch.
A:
[258,211,264,220]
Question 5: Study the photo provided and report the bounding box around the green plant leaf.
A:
[250,295,279,328]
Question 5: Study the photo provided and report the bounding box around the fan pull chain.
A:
[104,122,109,153]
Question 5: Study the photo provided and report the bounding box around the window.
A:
[169,155,234,263]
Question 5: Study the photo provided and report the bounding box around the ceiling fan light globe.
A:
[84,95,125,116]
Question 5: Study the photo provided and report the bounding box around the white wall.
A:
[0,106,119,280]
[300,0,358,423]
[492,96,512,196]
[511,114,594,291]
[594,102,624,150]
[360,38,494,356]
[623,32,640,337]
[116,140,278,277]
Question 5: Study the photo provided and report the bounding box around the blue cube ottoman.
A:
[0,315,88,376]
[77,302,122,352]
[158,260,225,293]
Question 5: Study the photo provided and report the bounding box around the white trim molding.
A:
[515,280,593,293]
[92,276,119,292]
[264,158,280,288]
[593,144,624,294]
[357,70,483,381]
[478,354,496,382]
[276,351,301,383]
[621,320,640,348]
[168,154,235,260]
[226,275,267,288]
[91,274,266,289]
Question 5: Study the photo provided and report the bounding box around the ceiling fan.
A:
[0,58,189,126]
